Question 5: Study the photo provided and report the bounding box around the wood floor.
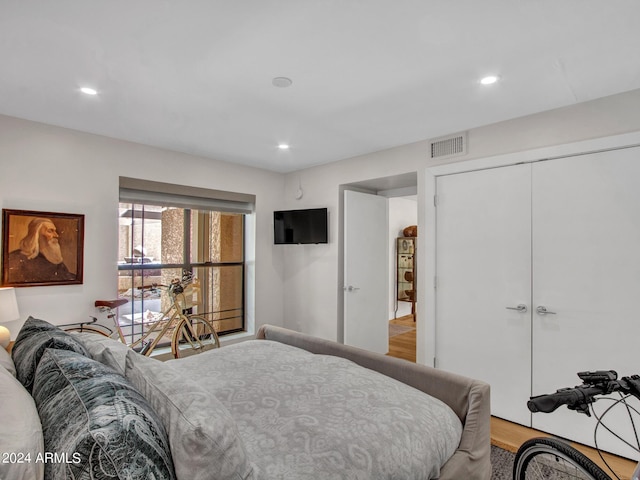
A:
[387,321,637,479]
[491,416,636,479]
[387,315,416,362]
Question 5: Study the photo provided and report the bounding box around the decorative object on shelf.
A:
[2,209,85,287]
[403,225,417,237]
[397,236,416,320]
[0,287,20,348]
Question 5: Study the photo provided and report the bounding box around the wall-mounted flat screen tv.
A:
[274,208,328,244]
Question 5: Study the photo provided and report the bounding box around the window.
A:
[117,178,254,345]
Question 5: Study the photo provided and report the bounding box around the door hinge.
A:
[433,357,437,368]
[433,275,438,290]
[434,194,439,207]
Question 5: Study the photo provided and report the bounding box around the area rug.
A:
[389,323,415,337]
[491,445,515,479]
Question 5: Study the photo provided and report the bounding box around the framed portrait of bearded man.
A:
[2,209,84,287]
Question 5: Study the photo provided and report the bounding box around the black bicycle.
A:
[513,370,640,480]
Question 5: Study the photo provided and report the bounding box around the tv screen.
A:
[274,208,328,244]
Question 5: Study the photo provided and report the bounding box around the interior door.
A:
[531,148,640,458]
[435,163,533,425]
[343,190,389,354]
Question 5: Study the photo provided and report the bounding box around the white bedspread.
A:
[168,340,462,479]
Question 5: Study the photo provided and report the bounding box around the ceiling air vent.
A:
[429,132,467,159]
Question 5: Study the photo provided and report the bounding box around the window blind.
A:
[119,177,255,214]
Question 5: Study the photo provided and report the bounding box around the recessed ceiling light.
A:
[278,143,290,150]
[80,87,98,95]
[480,75,499,85]
[272,77,293,88]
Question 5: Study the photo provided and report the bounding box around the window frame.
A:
[117,178,254,340]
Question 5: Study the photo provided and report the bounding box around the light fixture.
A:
[0,287,20,348]
[272,77,293,88]
[480,75,499,85]
[278,143,290,150]
[80,87,98,95]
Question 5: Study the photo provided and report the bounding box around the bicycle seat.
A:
[95,299,128,309]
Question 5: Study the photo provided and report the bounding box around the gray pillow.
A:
[71,331,131,375]
[0,346,16,376]
[11,316,90,392]
[0,366,44,480]
[124,350,254,480]
[32,348,176,480]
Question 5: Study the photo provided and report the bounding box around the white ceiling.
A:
[2,1,640,173]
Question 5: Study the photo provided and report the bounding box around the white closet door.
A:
[436,163,532,425]
[532,148,640,458]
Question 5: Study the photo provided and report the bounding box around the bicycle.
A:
[63,274,220,358]
[513,370,640,480]
[126,275,220,358]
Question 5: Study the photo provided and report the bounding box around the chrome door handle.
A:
[344,285,360,292]
[536,306,556,315]
[506,304,527,313]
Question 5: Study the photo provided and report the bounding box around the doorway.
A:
[388,195,417,362]
[340,172,418,360]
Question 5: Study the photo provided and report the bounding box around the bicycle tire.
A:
[63,325,112,337]
[171,315,220,358]
[513,437,611,480]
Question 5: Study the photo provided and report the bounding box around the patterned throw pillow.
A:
[11,316,90,392]
[32,348,176,480]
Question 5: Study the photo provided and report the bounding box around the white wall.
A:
[280,142,426,341]
[0,115,285,339]
[388,197,417,320]
[4,87,640,352]
[282,87,640,362]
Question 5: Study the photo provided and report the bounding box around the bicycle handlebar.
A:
[528,385,608,415]
[528,371,640,416]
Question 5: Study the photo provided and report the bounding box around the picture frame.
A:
[1,209,84,287]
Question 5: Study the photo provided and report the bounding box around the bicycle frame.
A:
[119,284,192,356]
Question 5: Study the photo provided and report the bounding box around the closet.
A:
[434,145,640,458]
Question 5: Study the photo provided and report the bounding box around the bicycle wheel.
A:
[171,315,220,358]
[513,437,611,480]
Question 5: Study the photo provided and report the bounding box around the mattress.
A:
[168,340,462,479]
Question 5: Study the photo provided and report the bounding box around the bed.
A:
[252,325,492,479]
[2,317,491,480]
